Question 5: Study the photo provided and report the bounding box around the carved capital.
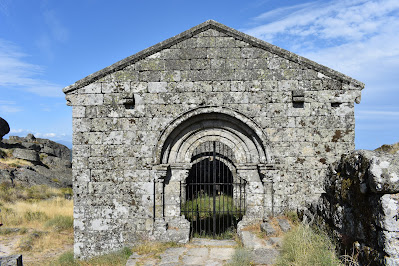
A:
[152,164,169,182]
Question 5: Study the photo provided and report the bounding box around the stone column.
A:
[164,163,190,219]
[152,164,169,219]
[237,164,264,220]
[259,164,280,218]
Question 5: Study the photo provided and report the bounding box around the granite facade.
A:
[63,20,364,258]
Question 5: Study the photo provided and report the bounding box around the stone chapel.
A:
[63,20,364,258]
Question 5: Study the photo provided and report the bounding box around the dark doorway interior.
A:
[181,141,245,238]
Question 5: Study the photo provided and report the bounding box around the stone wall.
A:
[306,150,399,265]
[63,20,364,258]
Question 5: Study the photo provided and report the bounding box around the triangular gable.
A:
[63,20,364,94]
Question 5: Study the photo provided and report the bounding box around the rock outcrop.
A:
[0,134,72,188]
[0,117,10,140]
[303,148,399,266]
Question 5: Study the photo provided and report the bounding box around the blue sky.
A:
[0,0,398,149]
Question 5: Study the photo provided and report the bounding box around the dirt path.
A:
[0,234,23,256]
[0,232,72,265]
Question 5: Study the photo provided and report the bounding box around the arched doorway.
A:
[152,108,274,243]
[181,141,246,238]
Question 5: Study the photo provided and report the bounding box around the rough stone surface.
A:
[0,134,72,188]
[278,218,291,232]
[63,20,364,258]
[238,230,281,265]
[4,135,71,161]
[305,149,399,266]
[127,238,240,266]
[0,117,10,140]
[251,248,280,265]
[261,222,276,236]
[12,148,40,162]
[0,254,23,266]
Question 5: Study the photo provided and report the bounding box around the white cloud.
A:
[244,0,399,94]
[0,0,11,16]
[0,100,22,113]
[356,110,399,120]
[0,105,22,113]
[246,0,399,45]
[35,132,56,138]
[43,9,69,43]
[9,130,65,140]
[0,39,64,97]
[9,129,25,133]
[35,7,69,60]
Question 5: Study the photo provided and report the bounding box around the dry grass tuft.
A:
[0,184,73,254]
[375,142,399,154]
[0,158,32,168]
[241,222,260,232]
[276,223,342,266]
[0,182,66,203]
[2,197,73,228]
[0,148,32,168]
[132,241,180,258]
[52,247,132,266]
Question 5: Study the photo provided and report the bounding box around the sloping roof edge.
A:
[63,20,364,94]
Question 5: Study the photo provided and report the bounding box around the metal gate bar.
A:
[181,141,246,238]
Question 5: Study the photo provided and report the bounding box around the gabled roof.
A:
[63,20,364,94]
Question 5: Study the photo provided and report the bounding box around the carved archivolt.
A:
[154,106,271,165]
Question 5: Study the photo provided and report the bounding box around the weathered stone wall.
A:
[307,150,399,265]
[64,21,363,258]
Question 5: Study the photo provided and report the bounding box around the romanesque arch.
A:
[154,106,272,165]
[152,107,275,240]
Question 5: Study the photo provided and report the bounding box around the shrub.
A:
[182,194,242,219]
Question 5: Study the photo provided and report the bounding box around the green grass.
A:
[276,223,342,266]
[53,247,133,266]
[182,194,242,219]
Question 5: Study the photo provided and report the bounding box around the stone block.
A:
[261,222,276,236]
[13,148,39,162]
[277,218,291,232]
[73,106,86,118]
[0,254,23,266]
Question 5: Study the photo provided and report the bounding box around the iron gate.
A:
[181,141,246,238]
